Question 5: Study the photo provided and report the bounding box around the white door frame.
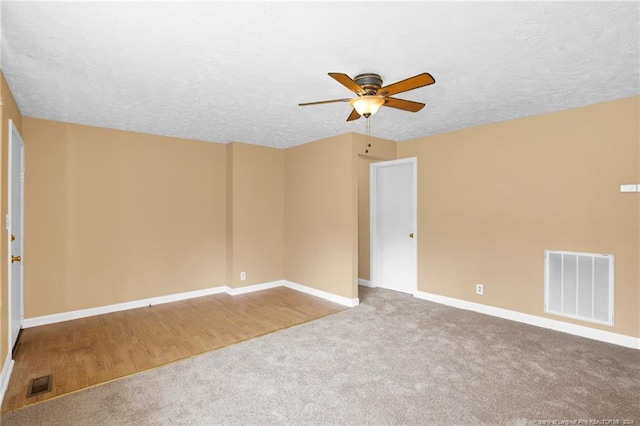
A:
[370,157,417,292]
[7,119,24,352]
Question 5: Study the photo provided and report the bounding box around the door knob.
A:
[409,233,414,238]
[11,255,21,263]
[11,234,15,241]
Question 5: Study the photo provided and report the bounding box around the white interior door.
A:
[371,158,417,294]
[8,119,24,351]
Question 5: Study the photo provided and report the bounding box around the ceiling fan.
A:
[299,72,436,121]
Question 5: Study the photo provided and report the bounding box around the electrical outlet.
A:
[476,284,483,295]
[240,272,246,281]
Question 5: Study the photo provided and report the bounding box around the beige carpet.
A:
[2,286,639,425]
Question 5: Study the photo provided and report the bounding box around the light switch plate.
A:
[620,184,638,193]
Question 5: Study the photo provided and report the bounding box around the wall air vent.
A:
[544,250,614,326]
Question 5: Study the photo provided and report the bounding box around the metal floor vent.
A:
[26,374,52,398]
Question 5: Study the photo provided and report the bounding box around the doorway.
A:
[8,119,24,352]
[370,157,417,294]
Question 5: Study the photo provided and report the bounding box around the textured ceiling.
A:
[1,1,639,148]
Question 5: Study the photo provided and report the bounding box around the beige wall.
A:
[226,142,284,288]
[354,134,397,281]
[398,96,640,338]
[3,87,637,372]
[284,133,358,299]
[0,72,23,372]
[21,120,364,318]
[22,118,228,317]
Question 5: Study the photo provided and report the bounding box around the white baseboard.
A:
[226,280,282,295]
[284,280,359,307]
[23,286,228,328]
[358,278,375,288]
[23,280,359,328]
[0,353,15,406]
[414,290,640,350]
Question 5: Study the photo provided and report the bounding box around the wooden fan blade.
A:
[379,73,435,97]
[346,109,361,121]
[329,73,364,94]
[383,97,425,112]
[299,98,352,106]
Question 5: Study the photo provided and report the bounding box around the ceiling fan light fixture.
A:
[350,95,385,118]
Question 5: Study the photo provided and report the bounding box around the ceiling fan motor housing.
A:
[354,73,383,95]
[298,71,433,122]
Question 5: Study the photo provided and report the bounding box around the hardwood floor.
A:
[1,287,345,413]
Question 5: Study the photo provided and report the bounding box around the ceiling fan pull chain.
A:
[365,116,371,154]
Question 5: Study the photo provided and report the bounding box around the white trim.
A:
[358,278,375,288]
[370,157,418,294]
[284,280,359,307]
[226,280,282,295]
[23,286,228,328]
[0,354,15,406]
[414,290,639,350]
[23,280,359,328]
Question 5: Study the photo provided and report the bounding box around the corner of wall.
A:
[227,142,285,289]
[225,143,234,287]
[352,132,398,160]
[283,134,358,300]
